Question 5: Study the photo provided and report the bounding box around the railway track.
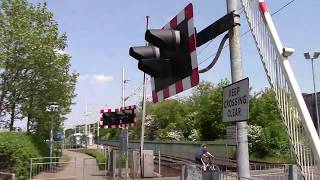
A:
[154,153,195,167]
[153,152,239,173]
[101,143,288,172]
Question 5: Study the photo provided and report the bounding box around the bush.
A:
[0,132,49,180]
[79,149,107,170]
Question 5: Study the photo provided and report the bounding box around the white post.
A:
[140,15,150,178]
[122,68,125,107]
[29,159,32,179]
[122,67,129,178]
[85,103,88,137]
[158,151,161,175]
[46,103,58,171]
[97,120,100,144]
[49,109,54,170]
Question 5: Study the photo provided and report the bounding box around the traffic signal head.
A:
[129,3,199,103]
[119,105,137,127]
[145,29,180,50]
[99,105,137,129]
[129,46,160,60]
[101,111,121,128]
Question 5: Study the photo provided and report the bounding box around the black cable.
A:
[198,33,229,73]
[271,0,295,16]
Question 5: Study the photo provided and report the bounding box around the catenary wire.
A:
[198,0,296,65]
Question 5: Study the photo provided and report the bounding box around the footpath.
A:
[33,150,106,180]
[33,149,180,180]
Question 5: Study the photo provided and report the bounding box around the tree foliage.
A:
[0,0,77,139]
[248,89,290,158]
[0,132,49,179]
[119,80,229,141]
[114,81,290,159]
[186,80,229,140]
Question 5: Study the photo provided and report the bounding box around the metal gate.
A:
[29,157,76,180]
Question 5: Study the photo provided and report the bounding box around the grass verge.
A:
[0,132,49,180]
[78,149,107,170]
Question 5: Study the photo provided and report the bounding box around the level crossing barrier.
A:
[240,0,320,179]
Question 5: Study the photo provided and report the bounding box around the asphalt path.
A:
[33,150,106,180]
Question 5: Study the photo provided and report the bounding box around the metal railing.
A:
[29,156,76,180]
[240,0,320,179]
[219,172,252,180]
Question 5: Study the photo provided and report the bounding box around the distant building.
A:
[303,92,320,130]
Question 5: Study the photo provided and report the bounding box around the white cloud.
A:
[79,74,113,84]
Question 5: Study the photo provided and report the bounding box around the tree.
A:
[186,80,229,140]
[138,99,188,141]
[0,0,77,139]
[249,88,290,158]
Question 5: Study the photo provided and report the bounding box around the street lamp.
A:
[304,52,320,134]
[46,102,59,167]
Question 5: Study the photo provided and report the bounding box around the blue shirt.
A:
[195,148,207,160]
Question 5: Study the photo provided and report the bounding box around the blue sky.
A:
[27,0,320,129]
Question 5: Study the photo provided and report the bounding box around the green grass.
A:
[0,132,49,180]
[79,149,107,170]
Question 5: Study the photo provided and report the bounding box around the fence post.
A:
[158,151,161,175]
[29,158,32,180]
[112,150,117,180]
[288,164,298,180]
[108,146,111,173]
[180,165,186,180]
[104,146,107,177]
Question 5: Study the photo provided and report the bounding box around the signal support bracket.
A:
[196,11,240,47]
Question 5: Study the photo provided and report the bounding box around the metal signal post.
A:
[226,0,250,178]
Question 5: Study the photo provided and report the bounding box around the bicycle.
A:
[201,155,220,172]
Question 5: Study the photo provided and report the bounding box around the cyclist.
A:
[195,144,214,171]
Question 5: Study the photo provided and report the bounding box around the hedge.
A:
[0,132,49,180]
